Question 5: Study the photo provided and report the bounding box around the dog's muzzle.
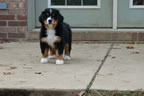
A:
[47,17,52,24]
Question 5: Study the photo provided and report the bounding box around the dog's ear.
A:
[57,10,64,24]
[39,11,45,24]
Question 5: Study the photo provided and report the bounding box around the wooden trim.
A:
[113,0,117,29]
[27,0,35,31]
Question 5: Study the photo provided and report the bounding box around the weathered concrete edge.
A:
[0,88,144,96]
[0,88,83,96]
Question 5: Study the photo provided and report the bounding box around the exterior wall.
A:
[0,0,27,40]
[0,0,144,42]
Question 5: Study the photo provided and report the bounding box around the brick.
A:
[0,15,15,20]
[0,0,6,2]
[17,26,27,33]
[0,10,7,14]
[17,2,26,8]
[132,32,138,41]
[8,2,17,9]
[8,0,18,2]
[138,32,144,41]
[8,9,26,14]
[0,33,7,39]
[8,21,27,26]
[17,0,26,2]
[0,26,17,33]
[72,31,112,41]
[17,15,27,20]
[27,32,39,40]
[86,32,112,41]
[8,0,26,2]
[8,33,25,38]
[112,32,133,41]
[72,32,84,41]
[0,21,6,26]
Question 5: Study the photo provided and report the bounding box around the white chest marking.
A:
[46,29,57,47]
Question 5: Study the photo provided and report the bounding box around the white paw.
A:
[40,58,48,64]
[48,55,56,59]
[64,55,71,60]
[56,60,64,65]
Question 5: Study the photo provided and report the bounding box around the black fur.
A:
[39,8,72,56]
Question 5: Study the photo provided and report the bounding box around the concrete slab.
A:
[92,44,144,91]
[0,42,110,90]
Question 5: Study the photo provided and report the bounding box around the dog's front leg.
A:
[40,42,49,64]
[55,45,64,64]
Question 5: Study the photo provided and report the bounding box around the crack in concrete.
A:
[84,43,114,96]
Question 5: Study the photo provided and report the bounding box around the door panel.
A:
[35,0,113,28]
[118,0,144,28]
[35,0,48,28]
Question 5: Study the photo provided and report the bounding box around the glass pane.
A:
[67,0,81,5]
[83,0,97,5]
[51,0,65,5]
[133,0,144,5]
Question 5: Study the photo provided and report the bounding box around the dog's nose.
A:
[48,19,52,24]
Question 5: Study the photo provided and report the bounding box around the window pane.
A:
[133,0,144,5]
[51,0,65,5]
[67,0,81,5]
[83,0,97,5]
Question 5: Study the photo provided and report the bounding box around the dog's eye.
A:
[47,13,49,16]
[52,13,55,16]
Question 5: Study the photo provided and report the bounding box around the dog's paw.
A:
[56,60,64,65]
[64,55,71,60]
[40,58,48,64]
[48,55,56,59]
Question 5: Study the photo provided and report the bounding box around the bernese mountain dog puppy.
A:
[39,8,72,64]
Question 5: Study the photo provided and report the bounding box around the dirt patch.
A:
[90,90,144,96]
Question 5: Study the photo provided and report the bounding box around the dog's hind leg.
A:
[64,43,71,60]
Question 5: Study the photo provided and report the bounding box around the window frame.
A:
[130,0,144,8]
[48,0,101,9]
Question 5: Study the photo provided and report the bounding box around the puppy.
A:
[39,8,72,64]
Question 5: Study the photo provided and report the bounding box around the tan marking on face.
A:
[44,19,58,29]
[52,13,55,16]
[53,19,58,28]
[42,48,49,58]
[47,13,49,16]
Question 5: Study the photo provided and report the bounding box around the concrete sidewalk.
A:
[0,42,144,95]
